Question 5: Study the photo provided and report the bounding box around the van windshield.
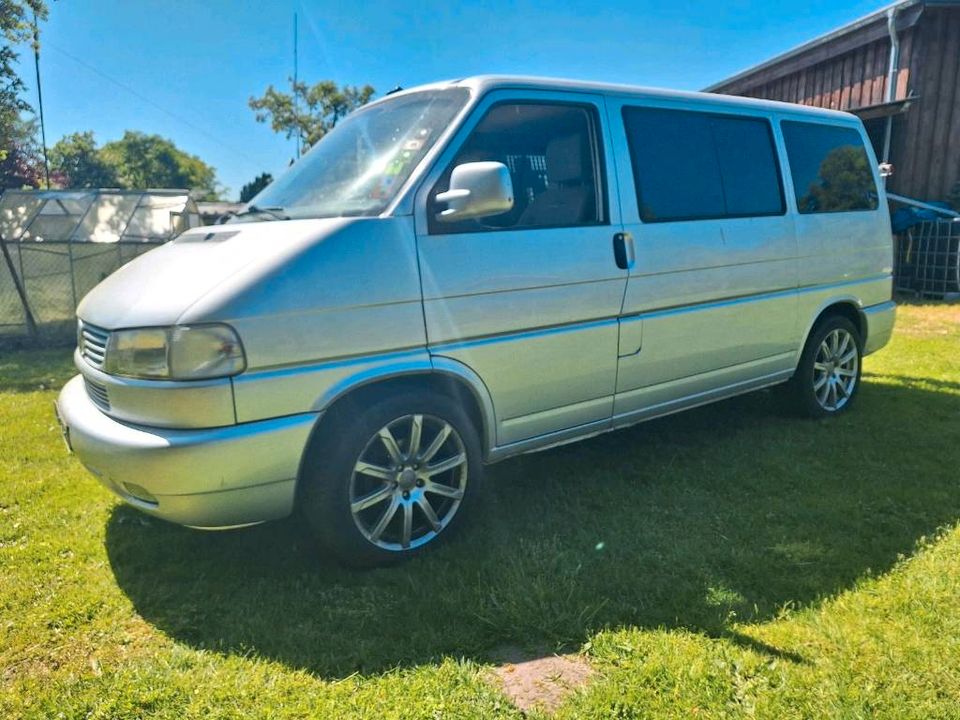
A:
[240,88,470,221]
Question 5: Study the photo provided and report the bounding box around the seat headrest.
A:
[457,149,492,165]
[546,134,583,184]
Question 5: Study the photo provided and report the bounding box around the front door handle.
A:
[613,232,635,270]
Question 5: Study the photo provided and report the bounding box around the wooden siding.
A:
[710,6,960,203]
[732,28,916,111]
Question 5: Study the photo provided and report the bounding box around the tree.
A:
[239,171,272,203]
[98,131,220,199]
[0,113,42,188]
[800,146,875,213]
[1,0,47,186]
[49,131,118,188]
[44,130,221,197]
[249,80,374,151]
[1,0,47,125]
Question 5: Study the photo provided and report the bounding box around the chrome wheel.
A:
[349,414,468,551]
[812,328,859,412]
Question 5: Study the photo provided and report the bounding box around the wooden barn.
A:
[705,0,960,207]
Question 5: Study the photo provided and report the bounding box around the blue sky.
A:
[15,0,890,199]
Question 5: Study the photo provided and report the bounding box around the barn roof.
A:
[703,0,959,93]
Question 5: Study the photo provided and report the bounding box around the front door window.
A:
[429,102,605,234]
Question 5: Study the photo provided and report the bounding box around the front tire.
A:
[300,391,482,567]
[787,315,863,418]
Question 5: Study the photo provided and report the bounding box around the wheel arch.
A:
[303,359,496,466]
[795,297,867,367]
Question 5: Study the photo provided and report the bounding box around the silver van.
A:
[56,76,895,566]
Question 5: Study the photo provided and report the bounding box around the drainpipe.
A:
[882,5,901,169]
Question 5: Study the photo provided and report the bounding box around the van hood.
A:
[76,218,352,329]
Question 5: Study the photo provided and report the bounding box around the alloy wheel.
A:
[349,414,468,551]
[812,327,859,411]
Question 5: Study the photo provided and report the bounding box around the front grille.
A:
[84,378,111,411]
[79,322,110,369]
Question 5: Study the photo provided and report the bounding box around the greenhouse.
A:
[0,189,199,340]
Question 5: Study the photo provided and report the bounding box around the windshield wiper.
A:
[231,205,291,222]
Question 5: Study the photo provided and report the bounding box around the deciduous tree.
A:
[249,80,374,151]
[800,146,875,213]
[49,131,118,188]
[1,0,47,187]
[99,131,220,199]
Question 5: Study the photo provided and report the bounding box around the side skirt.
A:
[485,369,793,463]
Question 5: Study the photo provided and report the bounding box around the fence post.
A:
[67,240,78,313]
[0,230,38,339]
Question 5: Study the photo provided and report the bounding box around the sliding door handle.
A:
[613,232,635,270]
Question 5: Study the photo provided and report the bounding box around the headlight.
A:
[104,324,246,380]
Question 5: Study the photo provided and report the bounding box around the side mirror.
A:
[435,161,514,222]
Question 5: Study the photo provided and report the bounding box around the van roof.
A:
[392,74,858,123]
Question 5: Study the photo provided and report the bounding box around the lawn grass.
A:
[1,302,959,718]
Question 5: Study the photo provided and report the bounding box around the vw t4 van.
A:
[56,76,896,566]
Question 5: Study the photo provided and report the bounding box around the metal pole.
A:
[67,241,78,314]
[293,12,300,159]
[32,10,50,188]
[881,6,901,170]
[68,193,97,314]
[888,192,960,219]
[0,231,38,339]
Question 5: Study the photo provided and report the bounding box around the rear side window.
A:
[622,106,784,222]
[781,121,879,214]
[712,117,786,216]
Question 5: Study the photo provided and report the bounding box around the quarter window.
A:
[622,106,784,222]
[429,102,604,234]
[781,121,879,214]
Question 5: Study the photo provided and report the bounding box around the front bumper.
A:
[56,375,318,528]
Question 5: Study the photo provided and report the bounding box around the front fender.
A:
[429,354,498,452]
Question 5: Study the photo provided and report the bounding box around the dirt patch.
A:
[489,645,594,714]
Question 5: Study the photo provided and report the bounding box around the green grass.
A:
[2,302,959,718]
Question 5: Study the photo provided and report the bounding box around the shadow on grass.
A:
[106,380,960,678]
[0,346,75,393]
[863,372,960,393]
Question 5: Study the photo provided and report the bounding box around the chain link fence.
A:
[0,239,164,341]
[0,189,199,346]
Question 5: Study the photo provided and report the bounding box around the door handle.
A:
[613,232,635,270]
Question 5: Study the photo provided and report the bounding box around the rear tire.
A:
[786,315,863,419]
[299,391,482,568]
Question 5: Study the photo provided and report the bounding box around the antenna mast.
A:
[293,12,300,159]
[33,9,50,187]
